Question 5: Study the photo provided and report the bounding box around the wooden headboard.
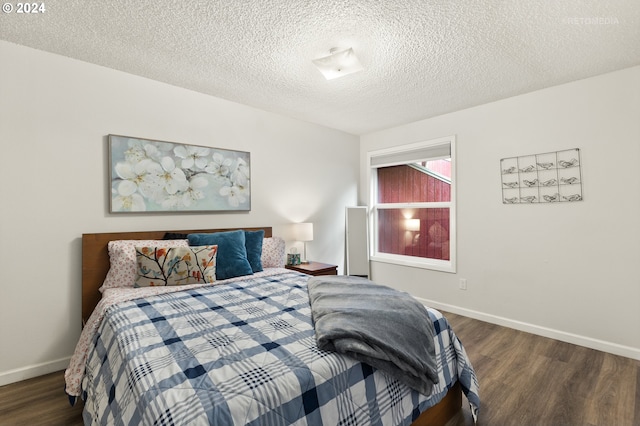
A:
[81,227,272,325]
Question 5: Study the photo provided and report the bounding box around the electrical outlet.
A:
[459,278,467,290]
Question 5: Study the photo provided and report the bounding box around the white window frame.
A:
[367,135,456,273]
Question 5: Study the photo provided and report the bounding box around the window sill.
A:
[370,254,456,273]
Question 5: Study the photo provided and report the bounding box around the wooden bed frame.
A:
[81,227,273,324]
[80,227,462,426]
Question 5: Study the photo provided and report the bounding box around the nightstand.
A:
[285,261,338,276]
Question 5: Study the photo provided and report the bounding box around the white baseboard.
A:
[0,356,71,387]
[417,297,640,361]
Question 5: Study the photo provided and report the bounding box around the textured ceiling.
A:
[1,1,639,135]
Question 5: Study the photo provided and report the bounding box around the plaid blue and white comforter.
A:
[82,271,479,425]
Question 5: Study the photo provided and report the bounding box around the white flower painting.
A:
[109,135,251,212]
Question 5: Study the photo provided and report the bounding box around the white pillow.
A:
[100,239,189,292]
[261,237,286,268]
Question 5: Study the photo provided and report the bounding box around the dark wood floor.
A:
[444,311,640,426]
[0,370,84,425]
[0,312,637,426]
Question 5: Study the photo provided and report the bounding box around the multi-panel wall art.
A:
[500,148,582,204]
[109,134,251,213]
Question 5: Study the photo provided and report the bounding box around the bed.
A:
[66,227,479,425]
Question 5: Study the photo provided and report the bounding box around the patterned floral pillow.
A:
[134,245,218,287]
[101,239,189,292]
[261,237,286,268]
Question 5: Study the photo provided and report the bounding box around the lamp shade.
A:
[294,222,314,242]
[405,219,420,232]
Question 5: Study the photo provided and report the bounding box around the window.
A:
[368,136,456,273]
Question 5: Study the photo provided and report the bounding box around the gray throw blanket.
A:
[307,275,439,395]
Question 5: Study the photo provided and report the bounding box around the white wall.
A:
[360,66,640,359]
[0,41,359,384]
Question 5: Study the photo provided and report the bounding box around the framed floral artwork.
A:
[109,135,251,213]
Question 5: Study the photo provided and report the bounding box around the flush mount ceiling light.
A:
[312,47,363,80]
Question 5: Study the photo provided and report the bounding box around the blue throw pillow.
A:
[188,230,253,280]
[244,230,264,273]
